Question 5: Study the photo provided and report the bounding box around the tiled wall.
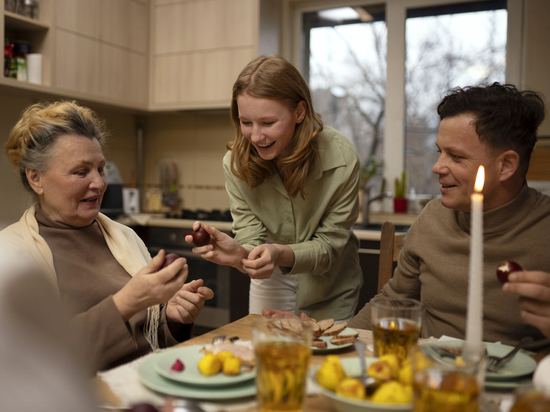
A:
[143,111,234,212]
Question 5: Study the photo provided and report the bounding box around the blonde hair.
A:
[227,55,323,198]
[4,100,107,195]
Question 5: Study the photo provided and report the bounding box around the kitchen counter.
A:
[116,214,407,241]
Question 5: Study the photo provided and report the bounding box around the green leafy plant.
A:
[394,170,408,199]
[360,156,384,189]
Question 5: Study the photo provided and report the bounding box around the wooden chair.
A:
[377,222,406,293]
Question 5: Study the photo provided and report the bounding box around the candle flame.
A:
[474,166,485,192]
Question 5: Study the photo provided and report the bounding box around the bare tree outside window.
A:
[305,1,507,200]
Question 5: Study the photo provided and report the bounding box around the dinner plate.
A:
[154,345,255,386]
[137,352,256,400]
[422,340,537,380]
[310,357,413,412]
[312,327,359,352]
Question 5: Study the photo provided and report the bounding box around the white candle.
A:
[464,166,485,358]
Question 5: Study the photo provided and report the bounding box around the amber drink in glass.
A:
[411,345,483,412]
[371,297,422,363]
[252,318,313,412]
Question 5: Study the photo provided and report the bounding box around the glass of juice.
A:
[510,385,550,412]
[252,318,313,412]
[411,345,483,412]
[371,297,423,363]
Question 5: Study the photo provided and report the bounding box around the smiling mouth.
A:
[257,142,275,149]
[81,197,98,203]
[441,184,456,189]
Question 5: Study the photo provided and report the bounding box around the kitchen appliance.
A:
[100,161,123,218]
[122,188,140,215]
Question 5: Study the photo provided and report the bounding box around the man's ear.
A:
[26,168,44,196]
[498,150,520,182]
[295,100,306,124]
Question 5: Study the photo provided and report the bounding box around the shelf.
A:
[4,10,49,31]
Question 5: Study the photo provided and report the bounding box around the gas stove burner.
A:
[173,209,232,222]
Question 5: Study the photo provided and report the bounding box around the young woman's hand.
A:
[503,270,550,339]
[184,222,249,269]
[113,250,188,321]
[241,244,295,279]
[166,279,214,324]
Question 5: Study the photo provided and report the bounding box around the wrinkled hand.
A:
[167,279,214,324]
[113,250,188,321]
[241,244,280,279]
[503,270,550,339]
[184,222,248,269]
[262,309,309,320]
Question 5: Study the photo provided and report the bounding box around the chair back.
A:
[377,222,406,292]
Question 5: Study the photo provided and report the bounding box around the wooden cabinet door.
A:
[151,0,259,110]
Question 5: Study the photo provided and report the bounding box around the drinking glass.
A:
[411,345,484,412]
[371,297,423,363]
[510,385,550,412]
[252,318,313,412]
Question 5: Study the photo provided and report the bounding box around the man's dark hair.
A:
[437,82,546,176]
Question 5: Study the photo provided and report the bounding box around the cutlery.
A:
[211,335,226,345]
[352,340,381,395]
[486,336,533,373]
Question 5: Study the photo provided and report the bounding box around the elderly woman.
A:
[0,101,213,371]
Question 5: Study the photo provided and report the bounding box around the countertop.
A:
[117,214,410,241]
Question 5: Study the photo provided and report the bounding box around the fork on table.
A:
[486,336,533,373]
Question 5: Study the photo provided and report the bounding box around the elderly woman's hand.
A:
[503,270,550,339]
[113,250,188,321]
[166,279,214,324]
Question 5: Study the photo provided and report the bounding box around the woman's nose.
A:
[250,124,262,142]
[90,172,107,190]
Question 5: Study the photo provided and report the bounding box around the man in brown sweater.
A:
[266,83,550,348]
[348,83,550,348]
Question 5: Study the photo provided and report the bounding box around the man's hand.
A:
[503,270,550,339]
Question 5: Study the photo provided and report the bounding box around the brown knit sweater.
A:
[349,184,550,347]
[36,208,191,371]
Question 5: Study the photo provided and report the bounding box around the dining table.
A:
[95,313,548,412]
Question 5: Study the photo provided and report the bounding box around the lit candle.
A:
[464,166,485,358]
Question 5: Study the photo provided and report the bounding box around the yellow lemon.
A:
[222,356,242,375]
[336,378,366,400]
[316,355,346,391]
[371,381,412,404]
[379,354,400,379]
[216,350,235,363]
[197,353,222,376]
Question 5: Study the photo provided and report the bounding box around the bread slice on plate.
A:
[312,338,328,349]
[321,321,348,337]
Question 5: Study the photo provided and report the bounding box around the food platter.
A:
[311,327,359,352]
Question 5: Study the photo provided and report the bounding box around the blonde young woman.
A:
[186,55,363,321]
[1,101,213,371]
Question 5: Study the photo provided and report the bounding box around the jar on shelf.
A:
[16,0,38,19]
[5,0,17,13]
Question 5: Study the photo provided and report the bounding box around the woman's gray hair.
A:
[4,101,108,195]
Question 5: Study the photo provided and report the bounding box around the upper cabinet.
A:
[150,0,259,110]
[53,0,149,109]
[1,0,263,111]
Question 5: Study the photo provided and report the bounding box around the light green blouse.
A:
[223,126,364,320]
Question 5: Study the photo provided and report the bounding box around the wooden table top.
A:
[98,314,546,412]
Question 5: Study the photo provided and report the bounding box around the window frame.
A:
[281,0,525,190]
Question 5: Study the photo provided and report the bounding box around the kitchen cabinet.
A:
[150,0,260,110]
[1,0,149,110]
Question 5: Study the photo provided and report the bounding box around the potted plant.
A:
[394,170,408,213]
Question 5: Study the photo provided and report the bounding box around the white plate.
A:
[312,327,359,352]
[153,345,255,386]
[421,340,537,380]
[137,351,256,400]
[310,357,413,412]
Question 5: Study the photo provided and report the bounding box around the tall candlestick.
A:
[465,166,485,358]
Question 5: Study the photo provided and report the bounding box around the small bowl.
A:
[310,357,412,412]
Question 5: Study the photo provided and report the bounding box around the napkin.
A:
[533,354,550,396]
[97,345,256,412]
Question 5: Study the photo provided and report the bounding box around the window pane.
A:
[306,6,387,192]
[405,2,507,195]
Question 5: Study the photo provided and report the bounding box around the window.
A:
[293,0,519,201]
[405,1,507,194]
[304,5,387,193]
